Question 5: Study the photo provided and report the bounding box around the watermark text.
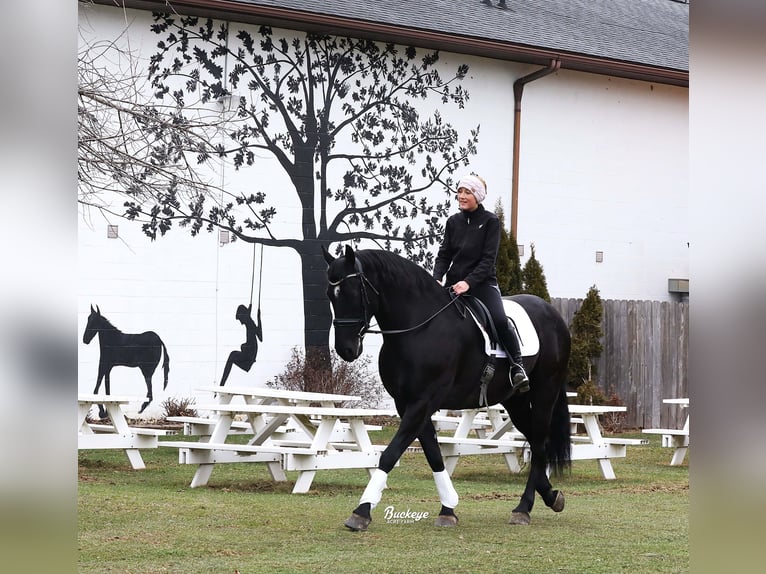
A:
[383,505,430,524]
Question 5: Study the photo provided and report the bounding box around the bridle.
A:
[328,258,464,339]
[328,258,379,340]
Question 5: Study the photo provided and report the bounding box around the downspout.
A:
[511,59,561,237]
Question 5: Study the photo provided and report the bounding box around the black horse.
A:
[323,246,571,530]
[82,305,170,418]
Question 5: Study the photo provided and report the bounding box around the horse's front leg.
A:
[92,364,105,395]
[417,421,459,527]
[95,367,110,419]
[344,401,436,532]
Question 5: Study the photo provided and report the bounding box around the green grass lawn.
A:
[78,430,688,573]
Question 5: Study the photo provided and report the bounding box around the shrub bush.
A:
[568,284,604,388]
[522,243,551,301]
[494,200,523,296]
[268,347,383,408]
[161,396,198,420]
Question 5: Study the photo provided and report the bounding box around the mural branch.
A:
[82,14,479,388]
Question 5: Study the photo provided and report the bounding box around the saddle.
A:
[460,295,503,353]
[459,295,540,358]
[458,294,540,406]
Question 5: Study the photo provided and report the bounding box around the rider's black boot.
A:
[510,360,530,394]
[501,324,529,394]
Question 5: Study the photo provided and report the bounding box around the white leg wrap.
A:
[360,468,388,509]
[434,470,459,508]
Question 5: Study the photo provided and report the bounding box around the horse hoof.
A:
[550,490,565,513]
[344,513,371,532]
[508,512,531,526]
[434,514,458,527]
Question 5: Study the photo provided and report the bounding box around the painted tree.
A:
[120,16,479,377]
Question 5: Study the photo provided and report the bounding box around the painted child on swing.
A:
[219,303,262,386]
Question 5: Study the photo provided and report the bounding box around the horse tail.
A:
[161,339,170,390]
[546,389,572,475]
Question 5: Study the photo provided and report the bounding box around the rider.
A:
[432,174,529,394]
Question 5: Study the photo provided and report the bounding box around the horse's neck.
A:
[375,281,448,327]
[96,324,122,345]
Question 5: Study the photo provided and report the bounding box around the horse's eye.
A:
[333,285,341,299]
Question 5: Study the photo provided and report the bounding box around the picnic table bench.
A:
[78,394,169,470]
[642,398,689,465]
[433,402,646,480]
[161,386,396,493]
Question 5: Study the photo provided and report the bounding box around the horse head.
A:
[83,304,102,344]
[323,245,375,361]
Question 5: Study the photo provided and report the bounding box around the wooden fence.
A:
[551,298,689,429]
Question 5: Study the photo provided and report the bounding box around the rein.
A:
[329,263,462,336]
[367,295,462,335]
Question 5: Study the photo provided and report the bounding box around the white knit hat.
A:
[457,174,487,203]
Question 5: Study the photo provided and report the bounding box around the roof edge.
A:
[99,0,688,87]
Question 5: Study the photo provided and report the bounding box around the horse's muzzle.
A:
[332,318,366,361]
[335,336,363,362]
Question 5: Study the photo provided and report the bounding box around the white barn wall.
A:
[78,5,688,416]
[514,70,688,301]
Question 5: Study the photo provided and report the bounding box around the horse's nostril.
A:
[336,345,356,362]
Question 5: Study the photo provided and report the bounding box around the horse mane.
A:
[93,312,119,332]
[357,250,441,295]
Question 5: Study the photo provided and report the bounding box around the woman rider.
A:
[432,174,529,393]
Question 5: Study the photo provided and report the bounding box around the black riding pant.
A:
[470,282,522,362]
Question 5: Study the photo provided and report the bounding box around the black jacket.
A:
[432,204,500,288]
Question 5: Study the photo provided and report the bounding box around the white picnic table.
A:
[642,398,689,465]
[78,394,168,470]
[161,386,397,493]
[433,400,646,480]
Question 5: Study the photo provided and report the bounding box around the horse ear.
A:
[90,304,95,313]
[321,244,334,265]
[344,244,355,266]
[96,305,101,315]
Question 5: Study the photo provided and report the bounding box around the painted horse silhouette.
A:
[324,246,571,530]
[82,305,170,418]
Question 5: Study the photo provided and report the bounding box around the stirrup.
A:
[510,365,530,394]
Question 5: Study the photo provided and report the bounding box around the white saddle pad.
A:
[502,299,540,357]
[468,299,540,358]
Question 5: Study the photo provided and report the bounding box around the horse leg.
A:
[139,366,154,414]
[344,399,438,532]
[92,365,104,395]
[97,368,111,419]
[508,439,551,525]
[92,367,107,418]
[505,400,565,525]
[417,421,459,527]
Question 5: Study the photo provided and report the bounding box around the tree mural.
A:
[100,14,479,377]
